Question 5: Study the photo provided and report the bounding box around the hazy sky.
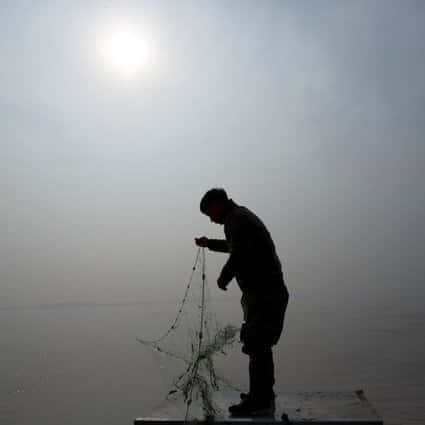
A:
[1,0,424,308]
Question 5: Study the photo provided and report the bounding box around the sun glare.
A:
[100,26,153,78]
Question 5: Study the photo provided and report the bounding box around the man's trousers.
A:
[239,277,289,401]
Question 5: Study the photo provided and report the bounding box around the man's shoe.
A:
[240,391,275,401]
[228,397,275,417]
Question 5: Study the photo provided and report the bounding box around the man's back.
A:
[223,199,284,291]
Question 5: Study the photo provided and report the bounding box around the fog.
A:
[1,0,424,310]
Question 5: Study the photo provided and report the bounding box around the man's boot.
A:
[229,393,275,417]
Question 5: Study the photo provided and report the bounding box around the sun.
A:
[100,25,153,78]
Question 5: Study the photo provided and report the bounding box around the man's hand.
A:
[217,275,228,291]
[195,236,209,248]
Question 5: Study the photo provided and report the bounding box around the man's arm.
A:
[207,239,229,253]
[218,219,253,287]
[195,236,229,252]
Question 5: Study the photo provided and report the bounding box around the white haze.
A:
[1,0,424,313]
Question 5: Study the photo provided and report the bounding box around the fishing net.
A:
[137,248,240,420]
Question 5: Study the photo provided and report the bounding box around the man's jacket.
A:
[207,199,284,292]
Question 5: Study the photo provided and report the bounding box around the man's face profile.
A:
[206,201,225,224]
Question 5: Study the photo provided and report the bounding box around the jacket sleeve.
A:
[207,239,229,253]
[219,218,253,285]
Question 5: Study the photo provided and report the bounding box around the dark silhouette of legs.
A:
[249,345,275,401]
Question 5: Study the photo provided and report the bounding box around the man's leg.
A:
[249,345,275,402]
[229,343,275,417]
[230,285,288,416]
[239,346,275,401]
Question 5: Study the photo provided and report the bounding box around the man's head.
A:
[200,188,230,224]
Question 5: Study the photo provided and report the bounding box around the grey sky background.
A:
[1,0,424,309]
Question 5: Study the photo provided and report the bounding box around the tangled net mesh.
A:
[137,248,240,421]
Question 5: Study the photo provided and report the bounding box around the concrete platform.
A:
[134,389,383,424]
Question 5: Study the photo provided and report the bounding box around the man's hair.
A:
[200,188,228,214]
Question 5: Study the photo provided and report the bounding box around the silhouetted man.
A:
[195,188,289,417]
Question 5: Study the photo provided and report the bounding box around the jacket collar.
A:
[228,198,238,210]
[224,198,238,224]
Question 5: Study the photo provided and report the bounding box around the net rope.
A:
[137,247,240,420]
